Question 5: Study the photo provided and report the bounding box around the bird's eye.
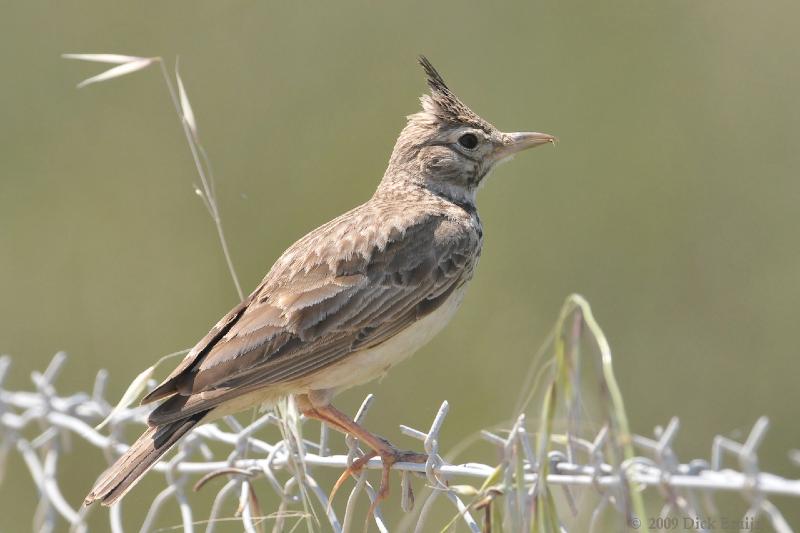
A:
[458,133,479,150]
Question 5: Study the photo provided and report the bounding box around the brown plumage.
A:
[84,56,555,507]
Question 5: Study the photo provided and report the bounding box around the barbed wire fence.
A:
[1,296,799,533]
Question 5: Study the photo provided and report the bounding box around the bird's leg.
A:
[300,402,427,502]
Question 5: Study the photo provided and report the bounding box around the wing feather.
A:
[145,204,480,425]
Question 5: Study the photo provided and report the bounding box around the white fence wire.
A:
[1,350,799,532]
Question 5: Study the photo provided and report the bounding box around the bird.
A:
[84,56,555,507]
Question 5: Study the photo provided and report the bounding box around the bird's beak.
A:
[494,131,556,163]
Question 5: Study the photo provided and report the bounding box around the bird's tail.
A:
[84,411,206,506]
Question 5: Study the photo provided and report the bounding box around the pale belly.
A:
[296,286,467,394]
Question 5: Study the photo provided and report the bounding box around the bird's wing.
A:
[144,208,479,425]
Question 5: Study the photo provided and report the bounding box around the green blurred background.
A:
[2,0,800,530]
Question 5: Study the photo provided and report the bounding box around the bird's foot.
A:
[376,449,428,502]
[331,446,427,506]
[297,399,427,507]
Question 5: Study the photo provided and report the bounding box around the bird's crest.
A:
[416,55,492,131]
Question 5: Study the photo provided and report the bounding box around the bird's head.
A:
[380,56,555,206]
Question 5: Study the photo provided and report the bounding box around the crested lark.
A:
[85,56,554,506]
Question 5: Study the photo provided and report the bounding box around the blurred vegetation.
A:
[2,0,799,530]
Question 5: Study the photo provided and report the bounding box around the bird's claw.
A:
[329,447,427,507]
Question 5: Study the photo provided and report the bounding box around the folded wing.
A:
[143,209,479,425]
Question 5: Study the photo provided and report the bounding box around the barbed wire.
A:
[1,352,798,532]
